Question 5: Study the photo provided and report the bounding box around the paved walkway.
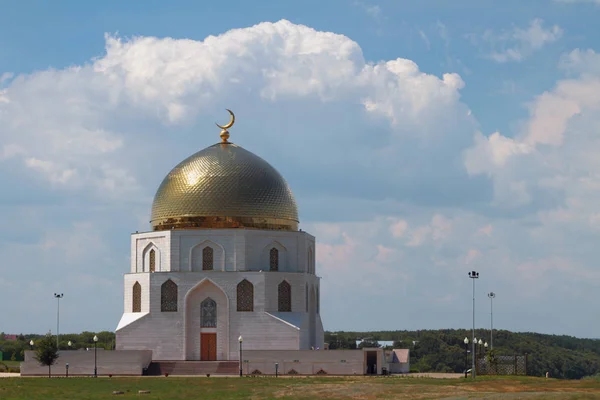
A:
[406,373,464,379]
[0,373,20,378]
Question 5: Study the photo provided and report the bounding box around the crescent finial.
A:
[216,109,235,143]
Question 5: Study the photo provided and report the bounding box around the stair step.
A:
[146,361,240,376]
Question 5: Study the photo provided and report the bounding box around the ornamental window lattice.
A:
[149,249,156,272]
[160,280,178,312]
[237,280,254,312]
[201,298,217,327]
[278,281,291,312]
[270,248,279,271]
[132,282,141,312]
[202,247,214,271]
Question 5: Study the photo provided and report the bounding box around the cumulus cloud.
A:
[470,19,563,63]
[0,20,477,212]
[2,19,600,336]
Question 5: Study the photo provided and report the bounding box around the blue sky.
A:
[2,0,600,338]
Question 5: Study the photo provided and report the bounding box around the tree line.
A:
[3,329,598,378]
[325,329,600,379]
[0,331,115,362]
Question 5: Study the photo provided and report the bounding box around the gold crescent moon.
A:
[216,109,235,130]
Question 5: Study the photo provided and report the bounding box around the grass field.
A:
[1,375,600,399]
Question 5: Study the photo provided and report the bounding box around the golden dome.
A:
[150,141,299,231]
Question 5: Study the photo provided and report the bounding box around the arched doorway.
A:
[184,279,229,360]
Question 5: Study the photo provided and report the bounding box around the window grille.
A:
[149,249,156,272]
[160,280,178,312]
[132,282,141,312]
[270,248,279,271]
[201,298,217,327]
[202,247,214,271]
[237,280,254,312]
[278,281,291,312]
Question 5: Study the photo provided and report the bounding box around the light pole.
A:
[488,292,496,350]
[29,339,34,350]
[93,335,98,378]
[68,341,72,349]
[54,293,64,350]
[468,271,479,379]
[463,337,469,378]
[478,339,483,359]
[483,342,488,374]
[238,336,243,377]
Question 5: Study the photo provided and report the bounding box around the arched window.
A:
[203,247,214,271]
[270,248,279,271]
[201,298,217,327]
[305,283,309,312]
[237,279,254,312]
[278,281,291,312]
[161,280,178,312]
[132,282,141,313]
[149,249,156,273]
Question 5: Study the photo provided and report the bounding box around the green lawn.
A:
[1,376,600,400]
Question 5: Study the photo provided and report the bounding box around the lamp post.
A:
[463,337,469,378]
[468,271,479,379]
[93,335,98,378]
[275,362,279,378]
[66,363,69,378]
[238,336,243,377]
[29,339,34,350]
[487,292,496,350]
[68,341,72,349]
[54,293,64,350]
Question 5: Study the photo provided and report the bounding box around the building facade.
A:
[116,112,324,360]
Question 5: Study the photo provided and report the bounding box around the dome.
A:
[150,141,299,231]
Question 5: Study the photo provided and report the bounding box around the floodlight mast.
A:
[488,292,496,350]
[468,271,479,379]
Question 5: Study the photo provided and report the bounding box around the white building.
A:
[115,113,324,361]
[21,112,408,376]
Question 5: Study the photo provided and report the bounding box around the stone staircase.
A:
[145,361,239,376]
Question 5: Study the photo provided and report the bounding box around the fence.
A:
[476,354,528,375]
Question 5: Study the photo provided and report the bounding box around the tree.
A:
[33,334,59,378]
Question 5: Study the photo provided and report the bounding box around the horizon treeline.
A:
[325,329,600,379]
[2,329,599,379]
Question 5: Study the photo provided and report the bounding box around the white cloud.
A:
[472,19,563,63]
[388,218,409,238]
[3,19,600,336]
[0,19,475,211]
[353,1,383,20]
[559,49,600,76]
[464,132,533,176]
[406,214,453,247]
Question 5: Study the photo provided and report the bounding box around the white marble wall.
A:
[130,229,316,274]
[117,268,324,360]
[242,349,384,375]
